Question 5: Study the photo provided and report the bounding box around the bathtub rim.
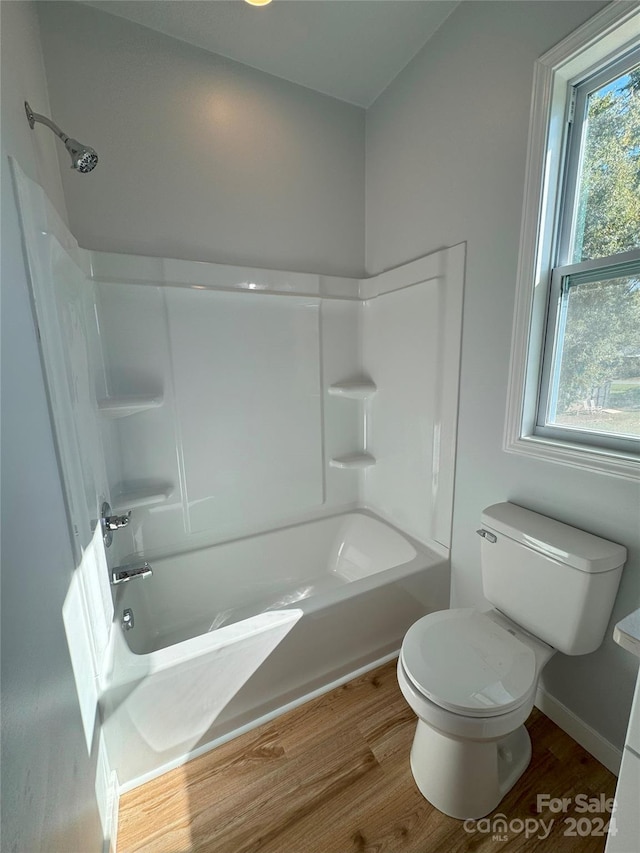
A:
[118,503,449,566]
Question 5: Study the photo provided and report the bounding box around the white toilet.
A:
[397,502,627,820]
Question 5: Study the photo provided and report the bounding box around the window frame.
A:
[557,47,640,267]
[504,1,640,480]
[536,250,640,455]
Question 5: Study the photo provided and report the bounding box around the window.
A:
[538,50,640,454]
[505,4,640,479]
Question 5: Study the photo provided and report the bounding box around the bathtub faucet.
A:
[111,562,153,585]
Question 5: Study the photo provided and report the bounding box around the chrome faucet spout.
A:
[111,562,153,585]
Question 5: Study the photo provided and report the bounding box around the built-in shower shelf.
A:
[113,482,174,511]
[328,379,377,399]
[98,395,163,419]
[329,452,376,470]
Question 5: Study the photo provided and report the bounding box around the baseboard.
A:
[535,685,622,776]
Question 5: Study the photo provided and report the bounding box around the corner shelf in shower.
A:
[112,482,174,511]
[97,395,163,419]
[328,378,376,470]
[329,452,376,469]
[327,379,377,399]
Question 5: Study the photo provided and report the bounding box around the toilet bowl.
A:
[397,502,627,821]
[397,608,554,819]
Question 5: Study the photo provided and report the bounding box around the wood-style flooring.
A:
[118,659,616,853]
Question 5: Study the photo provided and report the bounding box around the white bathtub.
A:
[100,510,449,789]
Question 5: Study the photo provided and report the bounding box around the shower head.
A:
[25,101,98,173]
[63,137,99,173]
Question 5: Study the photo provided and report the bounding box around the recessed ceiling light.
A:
[244,0,272,6]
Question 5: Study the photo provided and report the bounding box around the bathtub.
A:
[99,510,449,789]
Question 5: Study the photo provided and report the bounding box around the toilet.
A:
[397,502,627,820]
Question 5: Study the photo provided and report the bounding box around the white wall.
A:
[366,0,640,751]
[0,2,103,850]
[37,1,365,278]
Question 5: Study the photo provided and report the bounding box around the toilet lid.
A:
[401,609,537,717]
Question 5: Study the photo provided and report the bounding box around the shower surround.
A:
[13,160,464,789]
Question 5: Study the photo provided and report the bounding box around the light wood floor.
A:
[118,660,616,853]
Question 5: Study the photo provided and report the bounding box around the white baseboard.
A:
[535,685,622,776]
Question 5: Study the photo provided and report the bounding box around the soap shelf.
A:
[328,377,376,470]
[329,452,376,470]
[328,379,377,400]
[98,395,163,419]
[112,482,174,511]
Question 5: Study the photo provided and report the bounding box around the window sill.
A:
[504,432,639,481]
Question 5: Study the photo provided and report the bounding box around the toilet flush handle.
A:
[476,528,497,543]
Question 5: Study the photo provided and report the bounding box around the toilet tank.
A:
[479,503,626,656]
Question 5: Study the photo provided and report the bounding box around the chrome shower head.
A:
[64,138,99,173]
[25,101,98,173]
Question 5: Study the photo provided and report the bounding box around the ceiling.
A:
[84,1,460,108]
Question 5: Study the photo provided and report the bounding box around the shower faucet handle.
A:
[103,512,131,531]
[101,501,131,547]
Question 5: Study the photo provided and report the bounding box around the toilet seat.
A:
[400,609,538,718]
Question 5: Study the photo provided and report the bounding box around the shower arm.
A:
[25,102,70,143]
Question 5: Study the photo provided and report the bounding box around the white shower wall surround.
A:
[90,239,464,559]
